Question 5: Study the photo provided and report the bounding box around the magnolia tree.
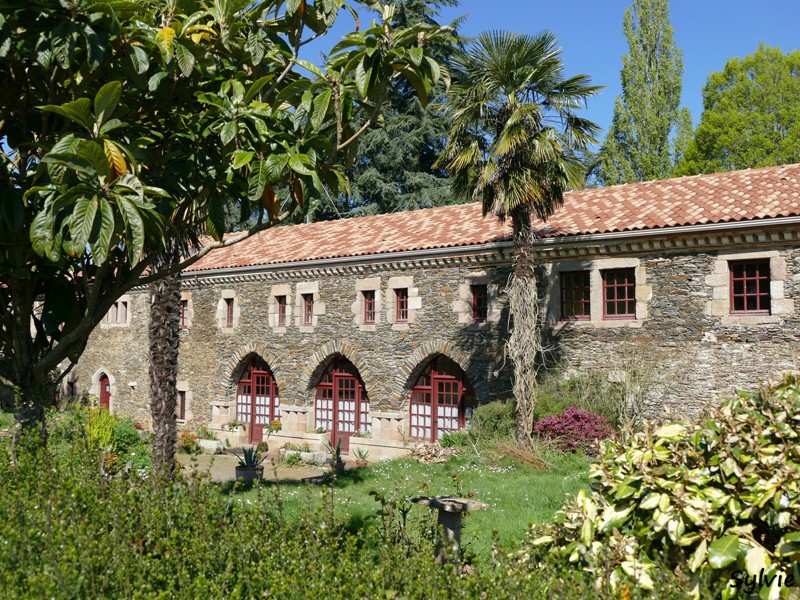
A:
[0,0,450,469]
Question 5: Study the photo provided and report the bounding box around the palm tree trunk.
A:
[508,206,540,447]
[148,250,182,479]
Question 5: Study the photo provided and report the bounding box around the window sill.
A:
[720,315,781,327]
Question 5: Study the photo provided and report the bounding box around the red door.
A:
[410,357,474,442]
[99,374,111,410]
[315,358,370,453]
[236,359,280,444]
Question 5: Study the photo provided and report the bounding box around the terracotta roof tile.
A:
[188,163,800,272]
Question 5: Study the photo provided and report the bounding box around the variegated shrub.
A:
[522,374,800,599]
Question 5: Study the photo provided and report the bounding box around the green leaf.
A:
[42,153,96,178]
[220,122,237,146]
[94,82,121,130]
[76,141,110,179]
[30,210,55,260]
[293,58,325,79]
[248,160,269,201]
[113,174,144,200]
[408,46,423,67]
[118,196,145,263]
[264,154,288,182]
[92,198,115,265]
[245,75,275,103]
[128,44,149,74]
[689,539,708,572]
[72,196,99,245]
[175,44,196,77]
[99,118,126,136]
[708,535,739,569]
[311,88,332,131]
[39,98,94,132]
[288,154,315,176]
[231,151,254,169]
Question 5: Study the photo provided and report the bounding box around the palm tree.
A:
[437,31,601,445]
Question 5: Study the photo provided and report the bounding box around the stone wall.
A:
[72,256,514,454]
[71,238,800,449]
[540,246,800,416]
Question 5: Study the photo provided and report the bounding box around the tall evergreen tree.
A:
[598,0,684,184]
[675,44,800,176]
[323,0,461,217]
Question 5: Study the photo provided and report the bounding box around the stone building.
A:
[71,164,800,457]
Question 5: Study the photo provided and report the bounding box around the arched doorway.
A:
[314,357,370,453]
[99,373,111,410]
[409,356,475,442]
[235,357,280,444]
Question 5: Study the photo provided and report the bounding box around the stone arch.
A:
[302,341,376,404]
[392,339,472,405]
[89,368,117,412]
[217,342,286,403]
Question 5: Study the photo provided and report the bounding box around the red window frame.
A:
[730,259,771,315]
[471,284,488,323]
[224,298,234,328]
[180,300,190,329]
[560,271,591,321]
[602,268,636,320]
[236,358,281,444]
[276,295,287,326]
[409,356,475,443]
[177,390,186,421]
[314,357,370,453]
[363,290,376,324]
[302,293,314,326]
[395,288,409,322]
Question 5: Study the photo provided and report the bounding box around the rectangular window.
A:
[224,298,234,328]
[302,293,314,326]
[105,300,128,324]
[276,295,287,326]
[730,259,770,315]
[180,300,190,329]
[602,268,636,319]
[363,290,376,324]
[560,271,591,321]
[471,284,488,323]
[395,288,409,322]
[177,391,186,421]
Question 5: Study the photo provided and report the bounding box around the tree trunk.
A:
[148,251,182,479]
[508,207,541,447]
[11,381,48,451]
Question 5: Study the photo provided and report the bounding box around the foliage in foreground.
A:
[524,375,800,599]
[0,439,691,599]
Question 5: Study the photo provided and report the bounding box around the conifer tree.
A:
[598,0,684,185]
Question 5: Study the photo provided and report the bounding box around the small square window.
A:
[602,268,636,320]
[105,300,128,324]
[276,295,287,326]
[560,271,591,321]
[180,300,190,329]
[302,293,314,326]
[730,259,770,315]
[471,284,488,323]
[224,298,234,328]
[363,290,376,324]
[395,288,409,322]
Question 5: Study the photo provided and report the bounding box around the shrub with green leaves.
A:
[86,408,117,451]
[468,400,516,441]
[522,375,800,598]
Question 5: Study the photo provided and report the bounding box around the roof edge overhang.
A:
[182,215,800,280]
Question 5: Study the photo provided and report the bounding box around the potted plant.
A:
[354,447,369,468]
[325,438,345,475]
[235,447,265,484]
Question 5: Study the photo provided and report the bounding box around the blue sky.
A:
[306,0,800,138]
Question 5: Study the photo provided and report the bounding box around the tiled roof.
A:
[187,163,800,272]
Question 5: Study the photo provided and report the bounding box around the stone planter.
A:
[235,465,264,484]
[280,448,327,466]
[198,438,225,454]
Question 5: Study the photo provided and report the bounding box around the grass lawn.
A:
[222,449,592,557]
[0,412,13,430]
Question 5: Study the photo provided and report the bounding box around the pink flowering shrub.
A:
[533,406,615,454]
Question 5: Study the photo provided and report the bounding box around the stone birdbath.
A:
[411,495,488,563]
